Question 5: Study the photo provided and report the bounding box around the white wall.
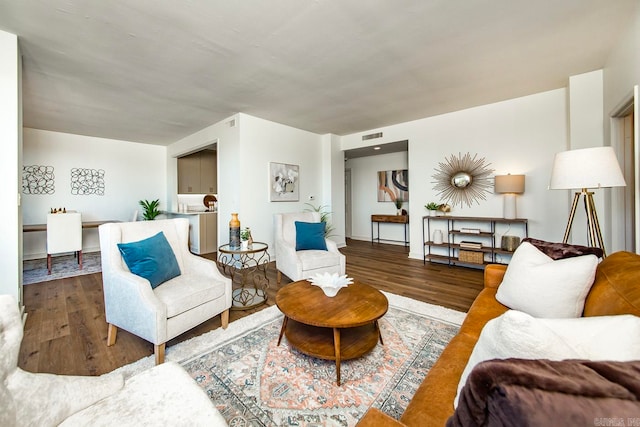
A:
[0,30,22,303]
[341,89,569,260]
[346,151,409,244]
[22,128,167,259]
[168,113,336,257]
[326,133,346,247]
[237,114,325,251]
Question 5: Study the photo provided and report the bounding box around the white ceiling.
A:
[0,0,637,145]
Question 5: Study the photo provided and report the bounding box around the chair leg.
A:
[47,254,52,275]
[277,270,282,284]
[106,323,117,346]
[155,343,166,365]
[78,250,83,270]
[221,309,229,329]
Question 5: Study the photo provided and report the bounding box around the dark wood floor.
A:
[19,238,484,376]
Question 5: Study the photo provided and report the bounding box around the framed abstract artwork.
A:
[270,162,299,202]
[377,169,409,202]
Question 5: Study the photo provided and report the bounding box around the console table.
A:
[371,214,409,247]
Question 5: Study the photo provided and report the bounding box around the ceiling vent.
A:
[362,132,383,141]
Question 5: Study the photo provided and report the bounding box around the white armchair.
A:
[46,212,82,275]
[274,212,346,284]
[99,218,232,365]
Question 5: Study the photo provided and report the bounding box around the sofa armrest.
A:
[484,264,507,288]
[357,408,406,426]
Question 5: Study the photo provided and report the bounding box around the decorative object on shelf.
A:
[438,203,451,215]
[139,199,160,220]
[425,202,439,216]
[549,146,626,257]
[270,162,299,202]
[458,250,484,264]
[229,213,241,249]
[433,229,444,244]
[377,169,409,202]
[494,174,525,219]
[432,152,494,208]
[394,198,404,215]
[307,272,354,297]
[203,194,217,210]
[501,235,521,252]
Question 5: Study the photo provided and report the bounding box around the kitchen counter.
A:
[165,211,217,254]
[164,210,217,215]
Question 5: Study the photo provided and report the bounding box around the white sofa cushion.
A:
[155,274,227,318]
[298,250,342,270]
[496,241,598,317]
[454,310,640,408]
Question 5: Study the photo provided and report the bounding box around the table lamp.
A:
[549,146,626,256]
[494,174,525,219]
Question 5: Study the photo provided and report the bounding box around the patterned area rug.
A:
[112,293,465,427]
[23,252,102,284]
[185,307,458,426]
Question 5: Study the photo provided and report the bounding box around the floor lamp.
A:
[549,147,626,257]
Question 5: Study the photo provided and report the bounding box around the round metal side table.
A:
[217,242,270,310]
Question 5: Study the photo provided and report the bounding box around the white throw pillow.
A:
[538,314,640,361]
[495,241,598,317]
[454,310,579,407]
[454,310,640,408]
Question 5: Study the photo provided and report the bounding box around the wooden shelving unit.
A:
[422,215,528,267]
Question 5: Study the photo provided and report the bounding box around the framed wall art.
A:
[269,162,299,202]
[377,169,409,202]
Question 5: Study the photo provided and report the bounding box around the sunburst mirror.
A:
[432,152,494,208]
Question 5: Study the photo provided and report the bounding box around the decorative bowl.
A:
[308,273,354,297]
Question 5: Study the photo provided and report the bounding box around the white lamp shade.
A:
[494,174,525,194]
[549,147,626,190]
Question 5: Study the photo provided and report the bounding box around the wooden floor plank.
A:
[19,238,484,376]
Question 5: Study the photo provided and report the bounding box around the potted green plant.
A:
[240,227,252,249]
[139,199,161,220]
[304,203,335,237]
[425,202,440,217]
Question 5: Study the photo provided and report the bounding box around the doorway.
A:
[611,85,638,253]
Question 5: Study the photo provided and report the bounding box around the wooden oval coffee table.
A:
[276,279,388,385]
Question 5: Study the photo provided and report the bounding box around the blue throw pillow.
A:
[295,221,327,251]
[117,231,181,289]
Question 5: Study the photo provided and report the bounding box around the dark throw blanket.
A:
[448,359,640,427]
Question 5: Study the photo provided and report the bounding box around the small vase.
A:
[397,209,402,216]
[241,240,249,250]
[433,230,444,244]
[229,213,240,249]
[429,210,436,217]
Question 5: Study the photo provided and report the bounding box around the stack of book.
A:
[460,227,481,234]
[459,241,483,250]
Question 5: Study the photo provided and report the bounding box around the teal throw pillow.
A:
[117,231,181,289]
[295,221,327,251]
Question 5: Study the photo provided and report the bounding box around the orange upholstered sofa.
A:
[357,251,640,426]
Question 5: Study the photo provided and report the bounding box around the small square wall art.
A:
[270,162,299,202]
